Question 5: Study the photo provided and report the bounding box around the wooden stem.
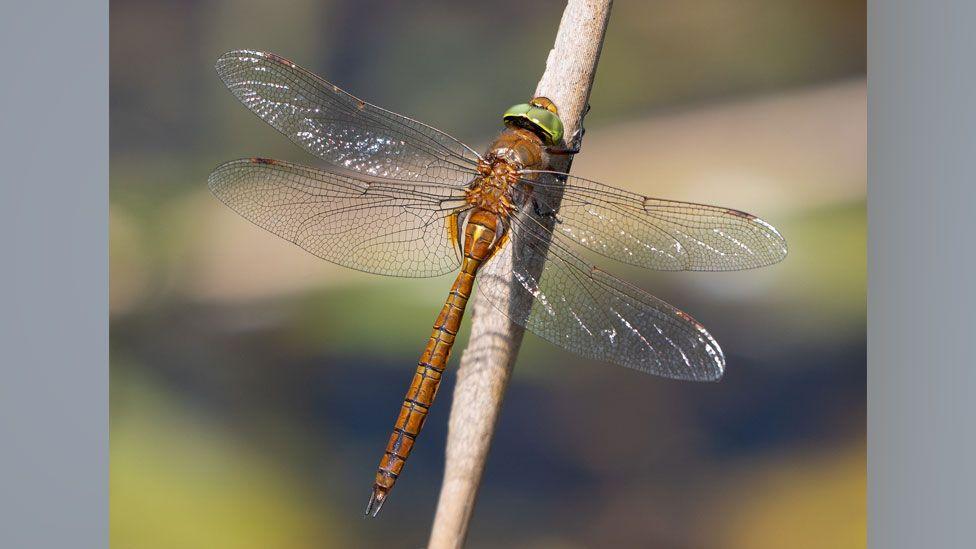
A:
[428,1,612,547]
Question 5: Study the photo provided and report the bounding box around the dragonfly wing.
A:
[216,50,481,185]
[208,158,468,278]
[476,214,724,381]
[526,172,787,271]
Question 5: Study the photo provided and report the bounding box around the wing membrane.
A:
[208,158,468,277]
[216,49,481,184]
[526,172,787,271]
[477,214,724,381]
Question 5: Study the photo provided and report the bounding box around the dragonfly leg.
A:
[532,198,560,220]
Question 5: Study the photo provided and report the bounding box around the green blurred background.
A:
[110,1,865,547]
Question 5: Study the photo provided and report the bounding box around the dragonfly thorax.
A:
[467,158,519,216]
[466,128,548,216]
[486,127,548,170]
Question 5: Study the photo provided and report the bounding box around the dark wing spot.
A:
[264,52,295,67]
[357,100,366,110]
[250,157,276,165]
[724,208,756,220]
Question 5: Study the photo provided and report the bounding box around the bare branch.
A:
[428,2,612,547]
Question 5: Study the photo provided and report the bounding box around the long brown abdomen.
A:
[366,210,499,517]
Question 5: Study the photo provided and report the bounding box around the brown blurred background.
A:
[110,1,866,547]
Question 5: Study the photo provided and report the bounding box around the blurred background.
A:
[111,1,865,547]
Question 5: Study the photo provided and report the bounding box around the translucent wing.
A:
[208,158,469,278]
[215,49,481,184]
[525,172,788,271]
[477,214,724,381]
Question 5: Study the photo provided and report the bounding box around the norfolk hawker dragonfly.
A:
[208,50,788,517]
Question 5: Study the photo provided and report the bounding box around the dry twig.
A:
[428,1,613,546]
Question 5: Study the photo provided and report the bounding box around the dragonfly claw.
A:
[365,488,387,518]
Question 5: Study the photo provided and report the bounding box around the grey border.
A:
[6,1,976,546]
[869,1,976,547]
[0,2,108,547]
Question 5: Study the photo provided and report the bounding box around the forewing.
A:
[526,172,788,271]
[215,49,481,184]
[208,158,468,277]
[476,215,725,381]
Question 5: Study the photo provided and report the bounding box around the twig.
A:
[428,2,612,547]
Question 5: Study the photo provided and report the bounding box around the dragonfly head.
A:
[502,97,564,147]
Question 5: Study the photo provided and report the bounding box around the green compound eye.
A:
[502,99,565,146]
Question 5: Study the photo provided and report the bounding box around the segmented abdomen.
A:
[367,210,499,516]
[372,263,474,494]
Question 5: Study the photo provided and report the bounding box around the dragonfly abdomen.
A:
[367,210,500,517]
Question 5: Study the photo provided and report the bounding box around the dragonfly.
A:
[208,49,787,517]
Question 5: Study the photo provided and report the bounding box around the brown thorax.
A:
[467,156,520,216]
[466,127,549,216]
